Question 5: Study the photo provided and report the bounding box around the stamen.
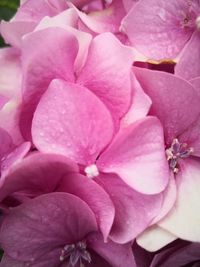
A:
[166,139,193,173]
[60,241,91,267]
[84,164,99,179]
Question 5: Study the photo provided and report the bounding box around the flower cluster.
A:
[0,0,200,266]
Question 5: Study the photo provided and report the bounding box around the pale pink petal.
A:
[77,33,134,125]
[134,67,200,145]
[159,159,200,242]
[0,193,97,262]
[136,225,177,252]
[95,173,163,243]
[98,117,169,194]
[88,233,136,267]
[34,10,92,73]
[151,172,177,224]
[20,28,78,140]
[175,32,200,80]
[32,79,114,165]
[121,74,151,128]
[121,0,197,59]
[70,0,126,34]
[0,21,36,48]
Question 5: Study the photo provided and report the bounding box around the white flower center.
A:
[84,164,99,179]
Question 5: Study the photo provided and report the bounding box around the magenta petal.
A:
[134,67,200,144]
[175,32,200,81]
[77,33,134,124]
[32,79,114,165]
[0,128,13,159]
[0,254,25,267]
[96,173,162,243]
[98,117,169,194]
[0,193,97,262]
[0,153,78,201]
[57,173,115,241]
[121,0,196,59]
[20,28,78,140]
[88,233,136,267]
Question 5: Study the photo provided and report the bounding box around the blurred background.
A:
[0,0,20,47]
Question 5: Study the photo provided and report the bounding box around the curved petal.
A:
[0,128,13,160]
[98,117,169,194]
[32,79,114,165]
[95,173,163,243]
[175,32,200,81]
[88,233,136,267]
[57,173,115,241]
[150,242,200,267]
[77,32,134,126]
[0,193,98,262]
[136,225,177,252]
[159,159,200,242]
[121,74,152,128]
[20,28,78,140]
[0,153,78,200]
[134,67,200,145]
[121,0,196,59]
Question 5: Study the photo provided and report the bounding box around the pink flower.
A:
[0,192,136,267]
[134,67,200,245]
[121,0,200,60]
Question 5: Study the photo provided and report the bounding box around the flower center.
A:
[166,139,193,173]
[84,164,99,178]
[60,241,91,267]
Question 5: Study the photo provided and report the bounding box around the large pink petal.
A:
[32,79,114,165]
[98,117,169,194]
[0,193,98,262]
[134,67,200,145]
[0,153,78,200]
[88,233,136,267]
[77,32,134,125]
[57,173,115,241]
[95,173,162,243]
[175,32,200,81]
[159,159,200,242]
[121,0,197,59]
[20,28,78,140]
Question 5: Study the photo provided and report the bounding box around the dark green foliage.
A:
[0,0,20,47]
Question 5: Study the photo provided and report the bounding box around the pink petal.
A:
[88,232,136,267]
[175,32,200,80]
[1,141,31,178]
[159,159,200,242]
[32,79,114,165]
[0,21,36,48]
[0,153,78,200]
[0,255,25,267]
[95,173,163,243]
[0,128,13,160]
[121,74,152,127]
[134,67,200,145]
[77,32,134,125]
[20,28,78,140]
[98,117,169,194]
[0,193,97,262]
[121,0,196,59]
[56,173,115,241]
